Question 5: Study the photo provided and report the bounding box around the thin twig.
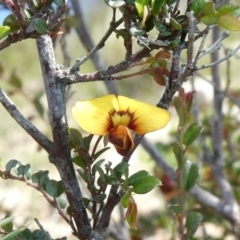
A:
[71,17,123,71]
[0,88,53,153]
[196,44,240,70]
[70,0,119,94]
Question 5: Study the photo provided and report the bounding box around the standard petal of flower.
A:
[117,96,171,134]
[72,95,119,135]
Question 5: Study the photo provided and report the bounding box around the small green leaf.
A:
[93,147,110,160]
[96,166,106,186]
[114,162,129,180]
[170,17,182,30]
[3,14,20,32]
[128,170,149,185]
[126,198,138,228]
[45,180,63,197]
[151,0,166,15]
[32,18,47,34]
[105,169,118,185]
[115,29,131,39]
[83,134,94,150]
[9,71,22,89]
[92,159,105,175]
[190,0,210,16]
[121,188,133,208]
[217,3,240,16]
[31,170,49,186]
[186,212,203,238]
[16,164,31,178]
[217,15,240,31]
[183,122,203,146]
[72,155,86,168]
[1,227,26,240]
[198,2,220,25]
[183,160,199,191]
[5,160,19,172]
[128,171,161,194]
[56,193,68,209]
[68,128,84,149]
[155,22,167,32]
[0,26,10,40]
[0,216,15,228]
[200,12,219,25]
[174,96,186,126]
[135,0,150,18]
[83,197,91,207]
[171,142,183,165]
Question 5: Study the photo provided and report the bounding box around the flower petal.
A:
[72,95,119,135]
[108,125,134,156]
[117,96,171,134]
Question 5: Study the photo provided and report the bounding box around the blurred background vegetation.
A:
[1,0,240,239]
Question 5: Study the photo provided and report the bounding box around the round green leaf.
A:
[32,18,47,34]
[129,171,160,194]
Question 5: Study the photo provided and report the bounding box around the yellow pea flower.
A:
[72,95,170,156]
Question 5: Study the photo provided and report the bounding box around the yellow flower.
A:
[72,95,170,156]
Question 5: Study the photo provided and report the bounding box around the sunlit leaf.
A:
[0,26,10,40]
[135,0,150,18]
[217,3,240,17]
[217,15,240,31]
[151,0,166,15]
[121,188,133,208]
[126,198,138,228]
[190,0,210,16]
[200,12,219,25]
